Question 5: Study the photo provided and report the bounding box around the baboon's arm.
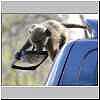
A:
[15,39,32,60]
[20,39,32,52]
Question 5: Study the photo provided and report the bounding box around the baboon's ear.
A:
[45,29,51,36]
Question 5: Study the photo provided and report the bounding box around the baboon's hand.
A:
[15,51,26,60]
[15,52,22,60]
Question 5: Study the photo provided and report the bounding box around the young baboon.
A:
[16,20,87,61]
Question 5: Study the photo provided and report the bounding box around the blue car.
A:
[46,19,98,86]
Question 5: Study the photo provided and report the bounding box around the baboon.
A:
[16,20,87,60]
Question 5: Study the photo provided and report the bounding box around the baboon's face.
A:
[28,24,49,51]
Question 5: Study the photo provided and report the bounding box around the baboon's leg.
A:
[46,38,56,60]
[59,34,66,49]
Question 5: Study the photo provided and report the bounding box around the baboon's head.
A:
[28,24,51,51]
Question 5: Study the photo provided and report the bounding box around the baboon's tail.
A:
[62,23,87,29]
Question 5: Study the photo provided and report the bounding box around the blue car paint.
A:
[59,40,97,86]
[46,40,98,86]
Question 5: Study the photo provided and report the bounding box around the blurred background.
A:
[1,14,97,86]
